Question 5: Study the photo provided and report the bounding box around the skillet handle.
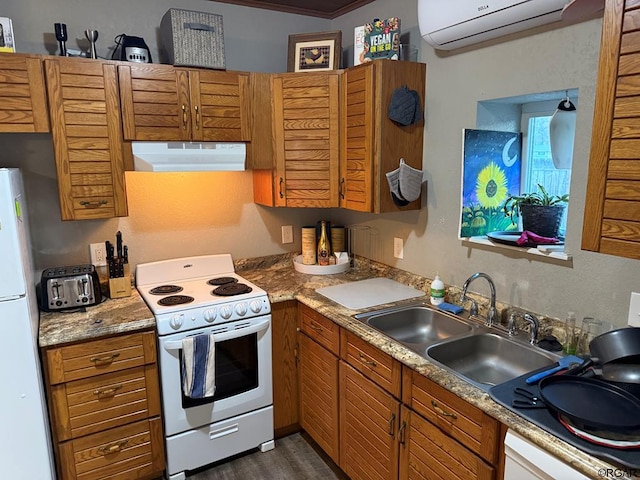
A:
[564,357,594,376]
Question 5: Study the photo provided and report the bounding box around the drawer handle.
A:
[358,352,377,367]
[388,412,396,437]
[90,352,120,365]
[431,400,457,420]
[309,321,323,333]
[182,104,188,129]
[98,439,128,455]
[79,200,107,209]
[93,384,123,398]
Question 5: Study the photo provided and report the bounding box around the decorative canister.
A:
[301,226,316,265]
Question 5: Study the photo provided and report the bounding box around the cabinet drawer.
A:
[341,329,401,398]
[298,303,340,355]
[403,369,499,464]
[51,364,161,442]
[400,406,494,480]
[45,331,156,385]
[58,417,165,480]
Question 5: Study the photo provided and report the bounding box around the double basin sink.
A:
[355,304,560,391]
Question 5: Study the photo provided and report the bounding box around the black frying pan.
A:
[538,375,640,434]
[590,327,640,365]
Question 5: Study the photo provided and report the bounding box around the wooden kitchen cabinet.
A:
[0,53,49,132]
[339,330,402,480]
[340,60,426,213]
[297,303,340,464]
[401,367,501,479]
[118,63,250,142]
[271,300,300,438]
[45,56,129,220]
[252,71,341,207]
[582,0,640,260]
[42,330,165,480]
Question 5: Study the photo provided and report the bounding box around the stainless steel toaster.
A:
[40,264,102,311]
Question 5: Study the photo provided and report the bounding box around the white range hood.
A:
[132,142,246,172]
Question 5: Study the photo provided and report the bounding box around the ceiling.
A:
[210,0,375,19]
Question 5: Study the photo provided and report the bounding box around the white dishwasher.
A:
[504,430,590,480]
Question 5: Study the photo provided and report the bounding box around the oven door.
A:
[158,315,272,437]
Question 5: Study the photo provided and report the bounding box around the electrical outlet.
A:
[281,225,294,244]
[393,237,404,259]
[90,242,107,266]
[628,292,640,327]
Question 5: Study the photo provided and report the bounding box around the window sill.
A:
[463,236,572,262]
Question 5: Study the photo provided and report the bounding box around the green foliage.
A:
[502,184,569,225]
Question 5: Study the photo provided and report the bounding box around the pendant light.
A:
[549,92,576,169]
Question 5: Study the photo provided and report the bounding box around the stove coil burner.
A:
[207,277,238,286]
[213,283,252,296]
[149,285,183,295]
[158,295,194,306]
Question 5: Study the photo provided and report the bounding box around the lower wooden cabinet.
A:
[42,330,165,480]
[297,303,340,464]
[271,300,299,437]
[340,361,400,480]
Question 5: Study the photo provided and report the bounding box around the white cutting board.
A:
[316,277,426,310]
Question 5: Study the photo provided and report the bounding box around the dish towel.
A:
[181,333,216,399]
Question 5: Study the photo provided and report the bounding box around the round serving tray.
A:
[293,255,350,275]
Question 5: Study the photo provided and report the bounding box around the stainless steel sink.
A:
[426,333,559,391]
[356,306,474,352]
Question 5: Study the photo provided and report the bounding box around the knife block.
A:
[108,264,131,299]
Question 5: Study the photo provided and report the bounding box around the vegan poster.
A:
[459,129,522,238]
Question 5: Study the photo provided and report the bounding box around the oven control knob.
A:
[235,302,247,316]
[220,305,233,319]
[204,308,217,323]
[170,314,184,330]
[250,300,263,314]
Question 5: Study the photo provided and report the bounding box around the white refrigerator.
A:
[0,168,55,479]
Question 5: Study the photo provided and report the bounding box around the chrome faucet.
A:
[460,272,497,327]
[508,311,540,345]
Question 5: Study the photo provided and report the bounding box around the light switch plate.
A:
[628,292,640,327]
[281,225,293,244]
[393,237,403,259]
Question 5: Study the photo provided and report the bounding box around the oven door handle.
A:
[163,318,270,351]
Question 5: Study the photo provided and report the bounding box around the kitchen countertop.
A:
[236,253,633,480]
[36,253,634,478]
[39,289,155,348]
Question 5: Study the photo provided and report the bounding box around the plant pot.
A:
[520,204,565,238]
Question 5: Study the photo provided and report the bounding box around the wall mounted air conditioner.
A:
[418,0,568,51]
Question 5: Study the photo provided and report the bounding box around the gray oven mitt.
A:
[388,86,423,126]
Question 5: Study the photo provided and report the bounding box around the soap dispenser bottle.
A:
[430,275,445,306]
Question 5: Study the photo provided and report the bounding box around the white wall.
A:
[1,0,638,328]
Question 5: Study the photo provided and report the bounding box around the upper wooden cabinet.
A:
[45,57,129,220]
[583,0,640,260]
[0,53,49,133]
[252,71,341,207]
[341,60,426,213]
[118,63,250,142]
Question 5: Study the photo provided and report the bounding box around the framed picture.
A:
[287,31,342,73]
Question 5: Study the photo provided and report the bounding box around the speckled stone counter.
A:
[236,253,633,480]
[39,290,155,348]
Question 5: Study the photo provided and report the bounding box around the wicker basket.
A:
[160,8,226,69]
[520,204,565,238]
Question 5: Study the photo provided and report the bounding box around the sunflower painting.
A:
[459,129,522,238]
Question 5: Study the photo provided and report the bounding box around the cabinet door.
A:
[340,361,400,480]
[298,331,339,464]
[341,61,426,213]
[45,57,128,220]
[582,0,640,260]
[0,53,49,132]
[271,300,299,437]
[188,69,251,142]
[272,72,340,207]
[119,63,191,141]
[399,406,494,480]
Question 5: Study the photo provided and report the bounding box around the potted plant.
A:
[502,184,569,238]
